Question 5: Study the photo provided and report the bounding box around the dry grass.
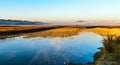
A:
[1,26,120,38]
[0,26,84,38]
[24,27,82,38]
[85,28,120,37]
[0,26,59,32]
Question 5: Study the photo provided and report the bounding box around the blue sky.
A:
[0,0,120,22]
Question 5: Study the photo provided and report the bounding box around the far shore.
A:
[0,25,120,35]
[0,25,120,38]
[0,25,120,32]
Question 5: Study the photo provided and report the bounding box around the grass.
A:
[86,28,120,37]
[95,35,120,65]
[0,26,86,38]
[104,35,120,59]
[0,26,59,32]
[0,26,62,39]
[24,27,82,38]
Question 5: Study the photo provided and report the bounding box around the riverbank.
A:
[69,35,120,65]
[0,26,85,39]
[94,35,120,65]
[1,26,120,37]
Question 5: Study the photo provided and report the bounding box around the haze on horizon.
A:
[0,0,120,23]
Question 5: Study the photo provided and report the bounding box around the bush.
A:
[103,35,120,59]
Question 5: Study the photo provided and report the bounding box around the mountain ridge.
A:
[0,19,46,26]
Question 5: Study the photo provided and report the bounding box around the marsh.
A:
[0,26,120,65]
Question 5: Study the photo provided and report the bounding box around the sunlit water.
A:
[0,32,103,65]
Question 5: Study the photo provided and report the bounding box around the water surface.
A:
[0,32,103,65]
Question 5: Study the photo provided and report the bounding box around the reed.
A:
[0,26,59,32]
[103,35,120,59]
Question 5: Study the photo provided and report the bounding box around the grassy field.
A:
[1,25,120,39]
[86,28,120,37]
[24,27,82,38]
[0,26,60,32]
[0,26,86,38]
[1,26,120,38]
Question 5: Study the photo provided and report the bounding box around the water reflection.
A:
[0,32,103,65]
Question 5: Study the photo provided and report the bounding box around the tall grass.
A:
[24,27,81,38]
[103,35,120,59]
[0,26,59,32]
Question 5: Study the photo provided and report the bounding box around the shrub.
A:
[103,35,120,59]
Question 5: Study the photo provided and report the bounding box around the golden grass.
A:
[24,27,82,38]
[0,26,59,32]
[0,26,84,38]
[1,26,120,38]
[85,28,120,37]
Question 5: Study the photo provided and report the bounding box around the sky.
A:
[0,0,120,23]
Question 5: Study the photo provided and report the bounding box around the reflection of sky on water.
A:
[0,32,103,65]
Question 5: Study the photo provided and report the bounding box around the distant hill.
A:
[76,20,87,22]
[0,19,46,26]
